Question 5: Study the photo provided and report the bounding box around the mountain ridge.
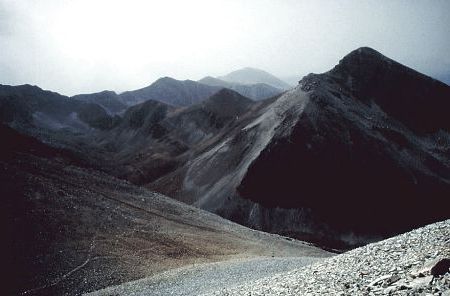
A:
[118,77,223,107]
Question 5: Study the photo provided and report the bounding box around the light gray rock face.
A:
[218,67,292,90]
[205,220,450,296]
[198,76,284,101]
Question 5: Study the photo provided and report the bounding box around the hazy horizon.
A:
[1,0,450,96]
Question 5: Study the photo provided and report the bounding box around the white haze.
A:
[0,0,449,95]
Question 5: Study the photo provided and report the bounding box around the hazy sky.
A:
[1,0,449,95]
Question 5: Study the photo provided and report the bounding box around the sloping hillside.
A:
[1,124,327,295]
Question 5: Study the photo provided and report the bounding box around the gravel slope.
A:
[205,220,450,295]
[86,257,321,296]
[88,221,449,296]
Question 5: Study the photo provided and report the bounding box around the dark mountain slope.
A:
[325,47,450,133]
[151,48,450,248]
[237,48,450,242]
[72,90,127,114]
[0,84,118,131]
[119,77,222,106]
[435,72,450,85]
[199,76,284,101]
[100,89,257,186]
[169,88,255,138]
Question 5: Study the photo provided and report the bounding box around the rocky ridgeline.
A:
[207,220,450,295]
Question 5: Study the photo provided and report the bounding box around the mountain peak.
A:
[345,47,386,59]
[329,47,395,78]
[309,47,450,133]
[219,68,291,90]
[197,88,254,119]
[208,87,252,103]
[153,76,179,85]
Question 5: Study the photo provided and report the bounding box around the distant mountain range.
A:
[24,68,288,113]
[198,76,283,101]
[117,68,290,107]
[0,84,120,131]
[218,67,292,90]
[118,77,223,107]
[1,48,449,253]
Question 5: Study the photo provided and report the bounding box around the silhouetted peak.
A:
[199,76,216,81]
[219,67,291,90]
[343,47,387,61]
[97,90,117,96]
[207,88,253,105]
[0,83,42,93]
[305,47,450,133]
[329,47,396,78]
[153,76,178,85]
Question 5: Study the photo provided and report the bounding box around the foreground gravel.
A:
[87,220,449,296]
[86,256,321,296]
[206,220,450,296]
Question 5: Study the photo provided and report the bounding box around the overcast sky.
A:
[1,0,449,95]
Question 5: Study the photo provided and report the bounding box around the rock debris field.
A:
[206,220,450,296]
[87,220,449,295]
